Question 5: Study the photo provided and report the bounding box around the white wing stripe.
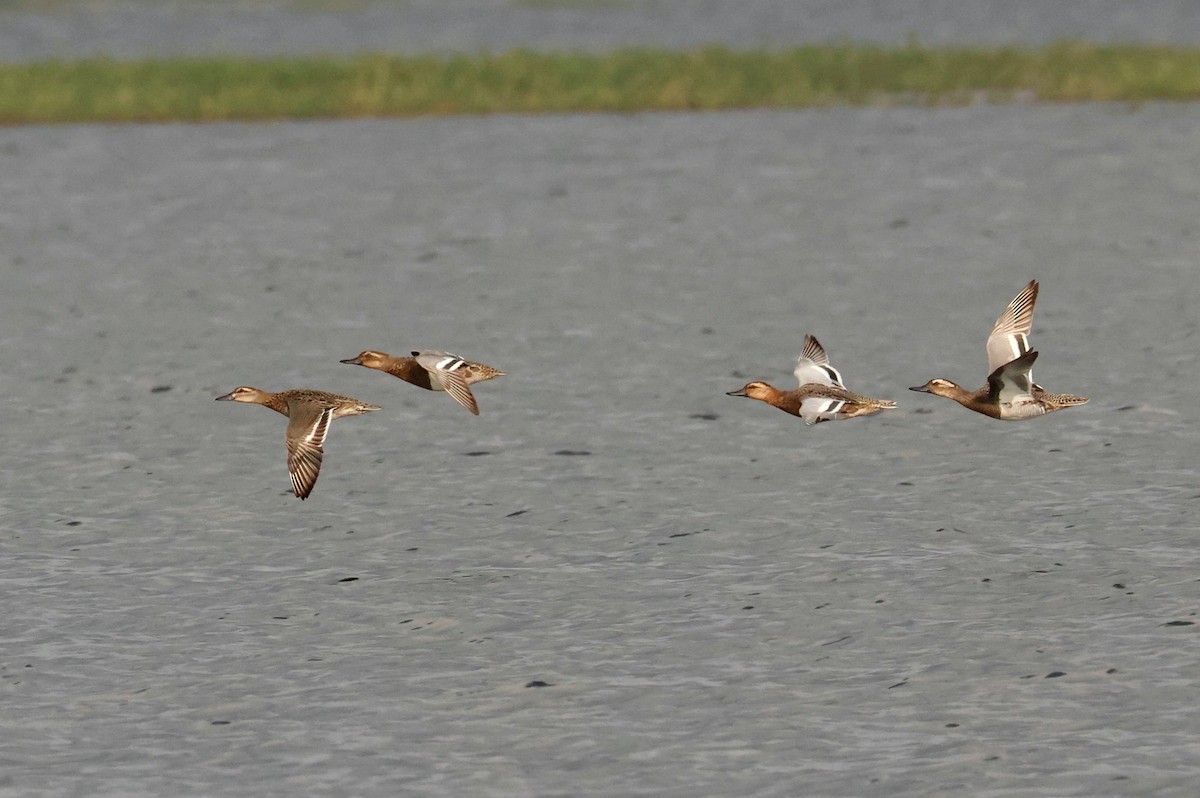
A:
[304,408,333,446]
[820,364,844,386]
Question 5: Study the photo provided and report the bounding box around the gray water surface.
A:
[2,106,1199,796]
[6,0,1200,61]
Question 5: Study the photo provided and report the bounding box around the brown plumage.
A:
[910,281,1088,420]
[340,349,504,415]
[728,334,897,425]
[727,381,897,424]
[215,387,380,500]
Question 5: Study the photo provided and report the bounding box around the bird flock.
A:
[217,280,1086,499]
[215,349,505,499]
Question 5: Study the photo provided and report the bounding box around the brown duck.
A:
[909,280,1088,420]
[215,387,380,499]
[340,349,504,416]
[728,335,897,424]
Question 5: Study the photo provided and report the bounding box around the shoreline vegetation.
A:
[5,42,1200,124]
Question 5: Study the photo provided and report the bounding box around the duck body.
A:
[909,281,1088,421]
[728,380,897,424]
[728,335,897,425]
[340,349,504,415]
[215,387,381,499]
[909,376,1088,421]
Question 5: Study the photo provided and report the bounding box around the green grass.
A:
[5,42,1200,124]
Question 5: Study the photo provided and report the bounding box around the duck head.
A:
[727,381,774,401]
[909,378,960,397]
[215,386,266,403]
[340,350,390,369]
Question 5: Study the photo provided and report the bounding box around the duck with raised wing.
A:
[909,280,1088,420]
[340,349,504,416]
[727,335,897,424]
[215,387,381,499]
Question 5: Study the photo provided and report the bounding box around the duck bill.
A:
[908,385,931,393]
[726,388,748,397]
[339,355,364,365]
[214,391,236,401]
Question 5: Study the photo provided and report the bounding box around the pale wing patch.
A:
[795,335,845,389]
[988,350,1038,409]
[415,350,487,413]
[986,280,1039,373]
[799,395,845,425]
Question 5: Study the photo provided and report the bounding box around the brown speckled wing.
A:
[285,405,333,499]
[438,368,480,415]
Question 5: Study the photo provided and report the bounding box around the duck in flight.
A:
[909,280,1087,420]
[728,335,897,425]
[216,387,381,499]
[340,349,504,416]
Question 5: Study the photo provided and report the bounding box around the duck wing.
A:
[285,404,333,499]
[986,280,1038,375]
[415,351,481,415]
[986,350,1039,407]
[794,334,845,389]
[798,394,846,425]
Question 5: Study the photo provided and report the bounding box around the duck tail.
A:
[1044,393,1088,408]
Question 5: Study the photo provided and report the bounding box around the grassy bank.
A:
[4,43,1200,124]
